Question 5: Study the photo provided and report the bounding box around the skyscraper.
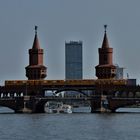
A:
[115,65,124,79]
[65,41,83,80]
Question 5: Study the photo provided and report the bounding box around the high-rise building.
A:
[25,26,47,80]
[115,65,124,79]
[65,41,83,80]
[115,65,137,85]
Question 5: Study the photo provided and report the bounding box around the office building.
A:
[65,41,83,80]
[115,65,124,79]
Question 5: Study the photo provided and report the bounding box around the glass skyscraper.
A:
[65,41,83,80]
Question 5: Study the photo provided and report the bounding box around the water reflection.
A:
[0,106,140,114]
[0,107,14,114]
[116,108,140,113]
[0,107,140,140]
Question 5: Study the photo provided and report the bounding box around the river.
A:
[0,107,140,140]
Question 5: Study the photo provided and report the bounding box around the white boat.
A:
[44,101,72,114]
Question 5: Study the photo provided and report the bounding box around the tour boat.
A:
[44,101,72,114]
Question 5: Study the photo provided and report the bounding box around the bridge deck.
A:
[4,79,127,86]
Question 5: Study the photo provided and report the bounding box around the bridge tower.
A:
[95,25,116,79]
[25,26,47,80]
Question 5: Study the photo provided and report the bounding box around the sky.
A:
[0,0,140,85]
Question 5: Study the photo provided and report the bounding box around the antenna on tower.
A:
[104,24,107,32]
[35,25,38,34]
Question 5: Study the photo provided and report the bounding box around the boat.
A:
[44,101,72,114]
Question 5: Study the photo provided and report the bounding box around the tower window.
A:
[104,55,107,63]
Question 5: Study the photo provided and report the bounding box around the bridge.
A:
[0,79,140,113]
[0,26,139,113]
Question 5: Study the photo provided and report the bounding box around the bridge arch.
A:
[0,102,17,112]
[34,94,92,113]
[109,99,140,112]
[54,89,89,97]
[0,106,15,113]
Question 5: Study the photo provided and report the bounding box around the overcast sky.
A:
[0,0,140,84]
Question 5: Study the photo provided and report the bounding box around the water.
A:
[0,107,140,140]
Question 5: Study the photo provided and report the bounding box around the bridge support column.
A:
[90,95,112,113]
[14,96,46,113]
[100,95,112,112]
[21,96,34,113]
[14,96,38,113]
[90,96,101,113]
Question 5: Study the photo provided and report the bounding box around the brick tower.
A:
[25,26,47,80]
[95,25,116,79]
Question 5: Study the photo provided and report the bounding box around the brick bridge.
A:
[0,79,140,113]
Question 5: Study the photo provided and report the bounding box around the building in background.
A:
[65,41,84,100]
[115,64,124,79]
[65,41,83,80]
[115,65,137,85]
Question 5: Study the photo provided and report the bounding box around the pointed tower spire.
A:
[32,26,40,49]
[95,25,116,79]
[25,26,47,80]
[102,25,109,49]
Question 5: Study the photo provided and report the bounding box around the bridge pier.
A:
[90,96,101,113]
[0,96,43,113]
[90,95,113,113]
[19,96,46,113]
[90,94,140,113]
[19,96,34,113]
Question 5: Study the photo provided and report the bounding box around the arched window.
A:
[104,55,107,64]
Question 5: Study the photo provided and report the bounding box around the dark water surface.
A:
[0,108,140,140]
